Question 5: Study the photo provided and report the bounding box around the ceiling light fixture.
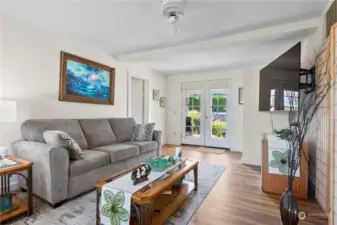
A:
[161,0,185,33]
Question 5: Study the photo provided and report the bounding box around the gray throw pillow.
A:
[132,123,155,141]
[43,130,84,160]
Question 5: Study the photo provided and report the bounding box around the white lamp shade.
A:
[0,100,16,122]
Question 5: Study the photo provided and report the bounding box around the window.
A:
[270,89,276,111]
[283,90,299,111]
[185,91,201,136]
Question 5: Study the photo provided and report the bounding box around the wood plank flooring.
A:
[162,145,328,225]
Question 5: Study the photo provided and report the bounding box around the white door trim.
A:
[180,79,232,149]
[127,71,150,123]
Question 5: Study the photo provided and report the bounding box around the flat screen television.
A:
[259,42,300,111]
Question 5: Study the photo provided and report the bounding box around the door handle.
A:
[205,116,208,120]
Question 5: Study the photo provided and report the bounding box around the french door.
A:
[182,81,231,149]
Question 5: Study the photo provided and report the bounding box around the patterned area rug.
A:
[191,147,227,154]
[5,164,225,225]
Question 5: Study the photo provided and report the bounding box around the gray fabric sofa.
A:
[11,118,161,206]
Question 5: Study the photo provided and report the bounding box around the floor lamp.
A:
[0,100,17,156]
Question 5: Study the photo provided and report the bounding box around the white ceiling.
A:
[0,0,329,74]
[150,29,316,74]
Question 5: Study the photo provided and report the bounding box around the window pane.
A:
[192,127,200,136]
[211,121,226,138]
[192,106,200,112]
[185,126,192,136]
[218,105,226,112]
[188,109,200,126]
[193,95,200,107]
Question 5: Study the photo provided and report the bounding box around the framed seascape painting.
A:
[59,52,115,105]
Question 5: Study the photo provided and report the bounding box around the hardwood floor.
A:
[162,145,328,225]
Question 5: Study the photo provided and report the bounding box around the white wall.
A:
[166,66,292,166]
[166,69,244,152]
[0,14,167,146]
[241,67,288,165]
[241,21,327,167]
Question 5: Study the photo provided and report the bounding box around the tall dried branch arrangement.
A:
[286,46,333,186]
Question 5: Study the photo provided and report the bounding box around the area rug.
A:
[6,164,225,225]
[190,147,227,154]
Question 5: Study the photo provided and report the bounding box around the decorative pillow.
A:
[132,123,155,141]
[43,130,84,160]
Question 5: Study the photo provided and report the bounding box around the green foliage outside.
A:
[188,110,200,127]
[187,95,227,112]
[211,95,227,112]
[212,120,227,137]
[186,94,227,137]
[187,110,227,137]
[187,95,200,109]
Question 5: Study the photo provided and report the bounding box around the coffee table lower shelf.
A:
[130,181,195,225]
[152,181,195,225]
[0,196,28,223]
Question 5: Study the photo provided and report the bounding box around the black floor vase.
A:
[280,188,299,225]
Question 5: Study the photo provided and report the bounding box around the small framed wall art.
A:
[153,89,160,100]
[160,97,166,107]
[238,87,243,105]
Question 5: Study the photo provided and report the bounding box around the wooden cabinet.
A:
[261,135,308,199]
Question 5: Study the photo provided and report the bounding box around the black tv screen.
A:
[259,42,300,111]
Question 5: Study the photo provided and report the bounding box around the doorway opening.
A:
[182,80,231,149]
[130,77,147,124]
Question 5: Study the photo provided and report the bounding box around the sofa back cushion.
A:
[79,119,117,148]
[108,118,136,142]
[21,119,89,149]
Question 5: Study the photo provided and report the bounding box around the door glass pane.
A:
[185,92,201,137]
[211,92,227,139]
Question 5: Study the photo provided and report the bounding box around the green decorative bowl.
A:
[142,156,175,172]
[173,177,185,187]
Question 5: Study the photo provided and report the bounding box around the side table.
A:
[0,155,33,223]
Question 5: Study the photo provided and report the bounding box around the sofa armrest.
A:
[153,130,162,156]
[11,140,69,205]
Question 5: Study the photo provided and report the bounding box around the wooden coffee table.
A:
[0,155,33,223]
[96,159,198,225]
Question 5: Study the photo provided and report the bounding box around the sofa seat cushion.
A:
[94,144,140,163]
[69,150,110,177]
[124,141,158,154]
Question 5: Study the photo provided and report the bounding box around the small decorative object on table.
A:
[175,146,182,161]
[142,156,175,172]
[0,193,18,214]
[131,164,151,185]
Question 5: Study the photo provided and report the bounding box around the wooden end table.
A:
[96,159,198,225]
[0,155,33,223]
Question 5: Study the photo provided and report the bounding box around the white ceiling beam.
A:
[117,17,321,62]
